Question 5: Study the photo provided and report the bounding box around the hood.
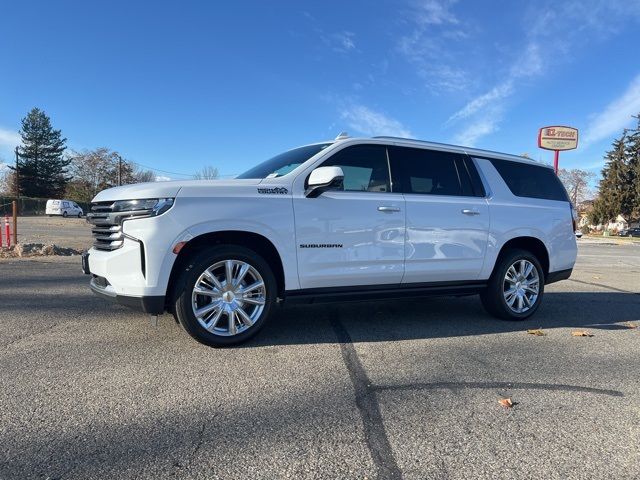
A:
[92,179,261,202]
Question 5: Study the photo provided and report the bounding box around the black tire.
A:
[77,212,82,218]
[62,211,68,218]
[172,245,277,347]
[480,248,545,321]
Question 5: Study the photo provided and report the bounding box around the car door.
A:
[388,146,490,283]
[293,144,405,289]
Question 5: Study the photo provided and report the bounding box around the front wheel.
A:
[173,245,277,347]
[77,212,82,218]
[480,249,544,321]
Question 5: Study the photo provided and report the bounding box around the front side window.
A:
[389,147,468,196]
[320,144,390,192]
[237,143,332,179]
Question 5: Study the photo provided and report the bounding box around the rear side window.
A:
[488,159,569,201]
[321,144,390,192]
[389,147,475,196]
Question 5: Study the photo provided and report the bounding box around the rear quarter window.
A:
[487,158,569,202]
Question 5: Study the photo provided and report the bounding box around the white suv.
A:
[84,136,577,346]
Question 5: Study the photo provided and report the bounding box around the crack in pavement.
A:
[330,315,403,480]
[568,278,640,295]
[374,381,623,397]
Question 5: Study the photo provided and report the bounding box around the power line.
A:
[128,159,240,179]
[128,160,196,178]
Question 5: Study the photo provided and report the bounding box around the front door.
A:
[293,144,405,289]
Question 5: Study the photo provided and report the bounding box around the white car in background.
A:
[46,199,83,217]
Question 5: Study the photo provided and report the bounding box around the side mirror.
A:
[305,166,344,198]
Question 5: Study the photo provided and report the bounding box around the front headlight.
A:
[112,198,174,216]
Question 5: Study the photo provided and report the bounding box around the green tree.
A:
[11,108,69,197]
[590,135,629,225]
[625,115,640,220]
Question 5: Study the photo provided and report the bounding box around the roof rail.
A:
[372,136,533,162]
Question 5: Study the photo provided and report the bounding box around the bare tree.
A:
[133,169,156,183]
[194,166,219,180]
[558,168,596,206]
[0,168,15,195]
[65,148,117,202]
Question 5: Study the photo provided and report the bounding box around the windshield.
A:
[237,143,332,179]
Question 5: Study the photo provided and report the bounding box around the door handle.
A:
[461,209,480,216]
[378,206,401,213]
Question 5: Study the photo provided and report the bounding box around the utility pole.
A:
[14,146,19,199]
[117,154,122,186]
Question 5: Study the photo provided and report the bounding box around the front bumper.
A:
[89,274,166,314]
[83,251,166,314]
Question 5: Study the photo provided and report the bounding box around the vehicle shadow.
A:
[246,291,640,347]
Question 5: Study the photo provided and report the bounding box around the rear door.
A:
[388,146,490,283]
[293,144,405,289]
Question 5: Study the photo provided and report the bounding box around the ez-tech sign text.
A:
[542,128,576,139]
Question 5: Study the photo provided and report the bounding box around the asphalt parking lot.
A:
[1,243,639,479]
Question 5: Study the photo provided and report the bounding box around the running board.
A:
[284,281,487,305]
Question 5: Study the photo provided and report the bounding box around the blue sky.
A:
[1,0,640,180]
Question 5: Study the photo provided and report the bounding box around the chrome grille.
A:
[87,202,124,251]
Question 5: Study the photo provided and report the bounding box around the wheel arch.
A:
[166,230,286,305]
[494,236,550,278]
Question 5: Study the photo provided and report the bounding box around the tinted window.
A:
[237,143,332,179]
[389,147,467,196]
[488,159,569,201]
[321,145,390,192]
[461,157,486,197]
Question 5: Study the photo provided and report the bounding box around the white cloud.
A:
[446,0,640,146]
[319,30,357,53]
[340,105,412,137]
[0,128,20,168]
[397,0,472,93]
[0,128,20,150]
[154,175,172,182]
[413,0,459,26]
[333,31,356,52]
[447,38,542,138]
[453,112,502,146]
[448,81,514,123]
[581,74,640,148]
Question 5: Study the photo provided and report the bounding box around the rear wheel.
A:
[480,249,544,320]
[62,211,68,218]
[173,245,277,347]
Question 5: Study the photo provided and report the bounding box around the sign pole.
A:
[553,150,559,174]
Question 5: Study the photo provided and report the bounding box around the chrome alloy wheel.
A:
[503,259,540,314]
[191,260,266,336]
